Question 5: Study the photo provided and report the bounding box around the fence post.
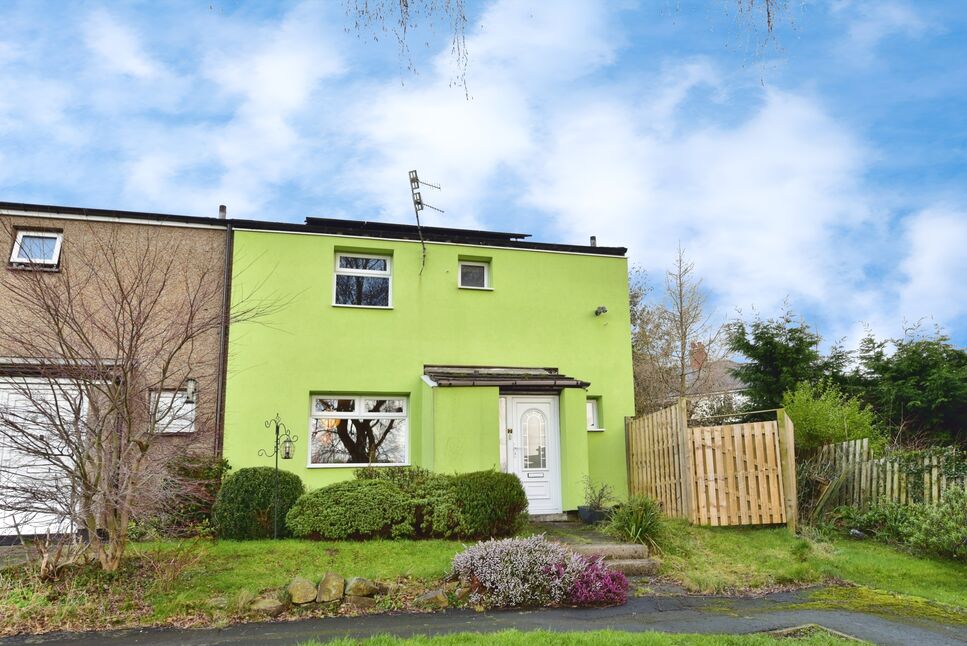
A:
[677,398,694,524]
[775,409,798,533]
[624,416,634,497]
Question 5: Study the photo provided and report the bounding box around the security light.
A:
[595,306,608,316]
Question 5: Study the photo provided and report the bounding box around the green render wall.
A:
[222,229,635,507]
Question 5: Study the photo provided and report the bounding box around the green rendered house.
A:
[222,217,634,514]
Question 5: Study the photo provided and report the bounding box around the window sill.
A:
[7,263,61,272]
[458,286,494,291]
[307,462,410,469]
[331,304,393,310]
[587,428,605,433]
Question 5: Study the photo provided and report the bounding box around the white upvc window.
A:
[333,253,392,308]
[458,261,490,289]
[586,398,603,431]
[10,230,63,267]
[151,388,196,434]
[309,395,408,466]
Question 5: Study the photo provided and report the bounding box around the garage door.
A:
[0,378,80,540]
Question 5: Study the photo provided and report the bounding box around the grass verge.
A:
[658,520,967,610]
[0,538,462,636]
[303,628,858,645]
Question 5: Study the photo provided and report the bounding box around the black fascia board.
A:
[233,218,627,256]
[0,200,227,227]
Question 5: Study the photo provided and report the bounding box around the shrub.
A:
[354,465,438,493]
[285,479,415,539]
[782,381,883,454]
[567,556,629,606]
[163,456,231,537]
[451,535,628,608]
[449,470,528,538]
[906,487,967,561]
[831,502,920,545]
[354,466,461,537]
[212,467,304,540]
[606,496,664,550]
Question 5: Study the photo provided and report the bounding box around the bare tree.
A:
[344,0,793,96]
[0,224,267,572]
[630,248,726,413]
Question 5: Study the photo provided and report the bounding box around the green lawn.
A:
[3,522,965,636]
[305,629,855,645]
[0,538,463,635]
[137,538,462,620]
[659,520,967,609]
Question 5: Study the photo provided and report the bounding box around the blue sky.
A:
[0,1,965,346]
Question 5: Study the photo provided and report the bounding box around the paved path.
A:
[4,588,965,646]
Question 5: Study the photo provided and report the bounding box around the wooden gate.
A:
[626,400,797,530]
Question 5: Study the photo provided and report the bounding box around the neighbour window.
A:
[151,389,196,434]
[458,261,490,289]
[309,395,407,465]
[333,253,391,307]
[586,398,603,431]
[10,230,63,267]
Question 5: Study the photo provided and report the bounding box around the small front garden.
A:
[306,628,858,645]
[3,462,966,637]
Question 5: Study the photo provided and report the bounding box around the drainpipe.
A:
[214,217,234,457]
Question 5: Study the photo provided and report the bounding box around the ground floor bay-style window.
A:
[309,395,407,466]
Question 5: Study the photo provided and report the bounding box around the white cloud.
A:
[835,1,930,65]
[120,3,347,217]
[897,207,967,324]
[83,9,164,79]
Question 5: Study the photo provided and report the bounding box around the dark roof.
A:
[0,200,626,256]
[424,365,590,390]
[0,200,227,227]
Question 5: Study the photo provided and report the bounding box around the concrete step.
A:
[607,558,659,576]
[568,543,650,560]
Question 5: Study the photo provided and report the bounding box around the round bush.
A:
[450,470,528,538]
[212,467,304,540]
[286,479,416,539]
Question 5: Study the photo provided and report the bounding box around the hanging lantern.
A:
[282,436,294,460]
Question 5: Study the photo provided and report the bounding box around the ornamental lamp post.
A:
[258,414,298,540]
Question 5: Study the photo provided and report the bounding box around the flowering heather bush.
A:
[450,535,628,608]
[567,556,629,606]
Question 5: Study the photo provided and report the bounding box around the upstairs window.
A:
[10,230,63,267]
[334,253,391,307]
[459,261,490,289]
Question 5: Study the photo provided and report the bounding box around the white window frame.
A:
[332,253,393,308]
[586,397,603,432]
[458,261,491,290]
[151,389,196,434]
[10,230,63,267]
[308,394,408,467]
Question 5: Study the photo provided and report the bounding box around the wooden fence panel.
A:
[626,403,795,527]
[816,440,964,509]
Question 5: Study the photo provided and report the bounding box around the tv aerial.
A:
[409,170,444,275]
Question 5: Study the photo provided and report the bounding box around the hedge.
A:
[212,467,304,540]
[286,468,527,540]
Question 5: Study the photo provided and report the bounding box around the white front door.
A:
[501,395,562,515]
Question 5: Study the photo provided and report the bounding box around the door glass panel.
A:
[521,408,547,470]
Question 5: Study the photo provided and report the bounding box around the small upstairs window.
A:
[334,253,392,308]
[10,230,63,267]
[459,261,490,289]
[586,398,603,431]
